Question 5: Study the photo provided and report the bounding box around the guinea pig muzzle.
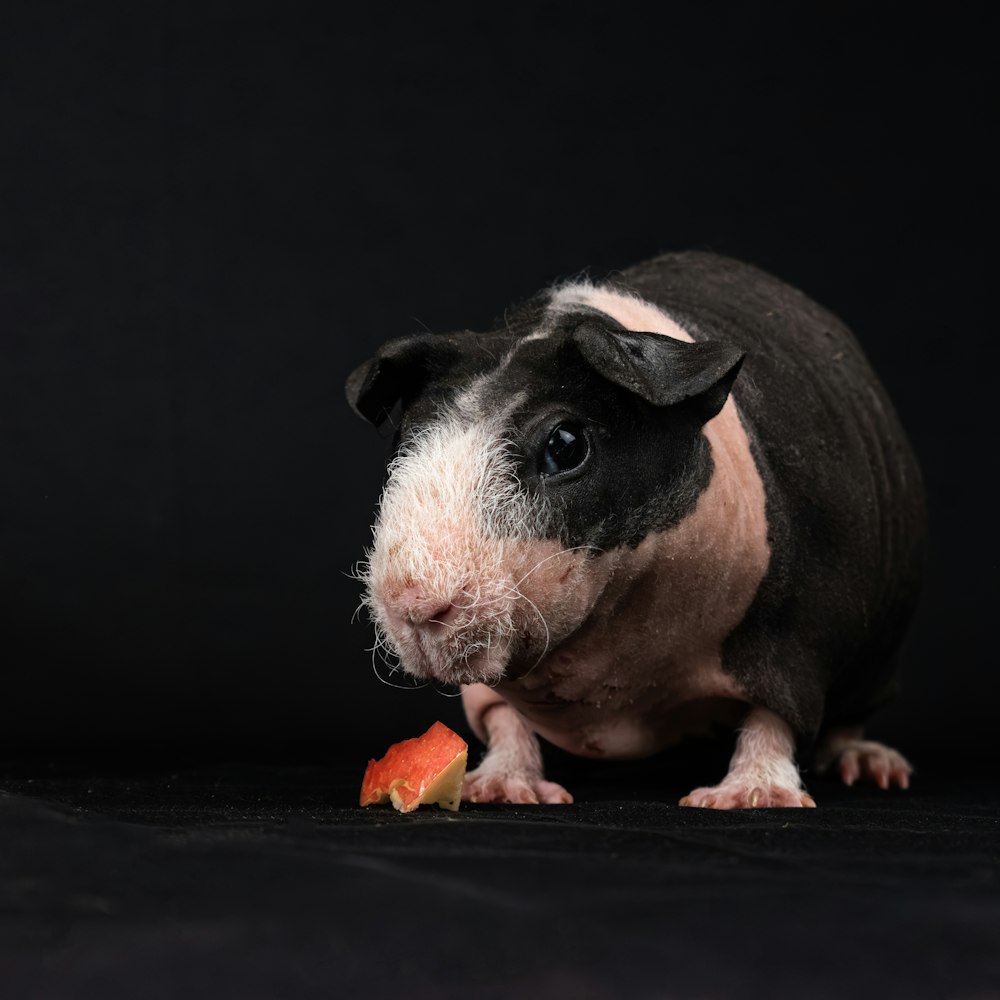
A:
[375,581,519,686]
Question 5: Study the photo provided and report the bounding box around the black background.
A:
[1,3,996,762]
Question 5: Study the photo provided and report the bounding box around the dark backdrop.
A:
[1,4,995,760]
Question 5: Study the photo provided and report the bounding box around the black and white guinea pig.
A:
[345,251,926,809]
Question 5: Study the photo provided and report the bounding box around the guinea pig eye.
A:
[540,422,588,477]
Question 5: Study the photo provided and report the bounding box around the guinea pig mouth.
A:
[420,632,510,684]
[399,627,513,687]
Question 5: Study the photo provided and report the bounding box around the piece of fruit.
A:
[360,721,469,813]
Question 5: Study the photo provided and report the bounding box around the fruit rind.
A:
[360,722,468,812]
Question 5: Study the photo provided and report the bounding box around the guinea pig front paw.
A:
[679,780,816,810]
[462,767,573,805]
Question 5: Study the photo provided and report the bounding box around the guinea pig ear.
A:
[570,321,746,423]
[345,334,460,428]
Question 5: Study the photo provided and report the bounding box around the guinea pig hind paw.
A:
[815,729,913,790]
[834,742,912,790]
[462,768,573,805]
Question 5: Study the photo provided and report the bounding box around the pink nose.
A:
[395,587,466,632]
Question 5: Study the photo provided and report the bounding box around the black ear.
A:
[345,334,460,428]
[570,320,745,423]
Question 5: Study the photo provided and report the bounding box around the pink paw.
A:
[679,781,816,810]
[825,740,913,790]
[462,767,573,804]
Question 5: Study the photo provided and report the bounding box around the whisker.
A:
[431,682,464,698]
[512,544,604,589]
[435,544,605,619]
[427,618,461,631]
[499,582,550,682]
[370,644,428,690]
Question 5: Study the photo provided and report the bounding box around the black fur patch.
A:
[473,314,724,550]
[618,253,927,741]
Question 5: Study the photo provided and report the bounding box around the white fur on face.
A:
[360,408,596,687]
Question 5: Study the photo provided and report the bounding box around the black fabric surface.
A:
[2,747,997,999]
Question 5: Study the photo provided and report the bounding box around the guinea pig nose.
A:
[395,587,466,630]
[423,600,464,632]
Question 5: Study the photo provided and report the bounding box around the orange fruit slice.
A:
[360,721,469,813]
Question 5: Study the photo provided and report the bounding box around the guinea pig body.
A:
[347,252,926,808]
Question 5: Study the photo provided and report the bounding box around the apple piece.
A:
[360,721,469,813]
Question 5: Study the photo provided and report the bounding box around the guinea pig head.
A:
[346,312,744,688]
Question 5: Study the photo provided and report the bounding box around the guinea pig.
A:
[345,251,926,809]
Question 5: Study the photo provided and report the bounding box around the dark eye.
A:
[540,422,588,477]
